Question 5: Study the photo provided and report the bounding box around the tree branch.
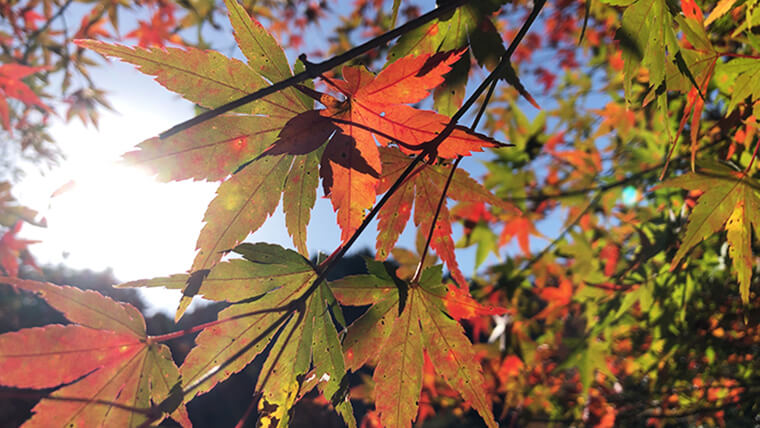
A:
[159,0,468,139]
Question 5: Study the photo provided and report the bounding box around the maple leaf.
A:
[261,50,503,243]
[0,63,51,132]
[387,3,522,115]
[126,4,183,47]
[0,221,39,277]
[443,282,508,320]
[330,260,497,428]
[703,0,738,27]
[63,87,115,129]
[78,0,323,319]
[535,277,574,323]
[0,277,188,427]
[376,147,517,288]
[320,49,502,164]
[124,114,288,182]
[617,0,679,103]
[320,132,380,242]
[662,163,760,302]
[559,337,614,397]
[178,243,355,428]
[499,214,544,256]
[0,181,42,228]
[74,9,112,40]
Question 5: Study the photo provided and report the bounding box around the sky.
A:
[13,1,565,315]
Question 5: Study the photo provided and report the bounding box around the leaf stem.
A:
[146,305,293,343]
[745,130,760,172]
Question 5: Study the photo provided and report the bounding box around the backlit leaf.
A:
[377,147,516,287]
[179,243,353,427]
[331,262,497,428]
[124,114,284,182]
[663,164,760,302]
[0,277,184,427]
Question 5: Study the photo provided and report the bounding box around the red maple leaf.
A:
[499,215,543,256]
[0,277,189,426]
[126,4,182,47]
[320,49,502,165]
[377,147,517,288]
[0,63,51,132]
[262,50,504,242]
[599,242,620,277]
[0,221,39,277]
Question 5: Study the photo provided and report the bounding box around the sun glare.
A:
[44,161,220,315]
[45,163,213,280]
[17,96,221,314]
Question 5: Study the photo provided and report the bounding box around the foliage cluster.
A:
[2,0,760,427]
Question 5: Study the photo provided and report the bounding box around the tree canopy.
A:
[2,0,760,426]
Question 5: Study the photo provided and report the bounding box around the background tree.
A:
[2,0,760,427]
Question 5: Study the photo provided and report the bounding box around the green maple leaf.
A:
[331,260,497,428]
[178,243,354,428]
[618,0,684,103]
[663,163,760,302]
[717,58,760,115]
[559,337,615,397]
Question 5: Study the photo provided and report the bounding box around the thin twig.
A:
[159,0,468,139]
[147,305,294,343]
[22,0,75,63]
[412,74,500,284]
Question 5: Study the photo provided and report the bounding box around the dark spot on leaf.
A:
[260,399,279,415]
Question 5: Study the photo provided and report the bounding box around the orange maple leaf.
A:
[535,277,573,322]
[443,283,508,320]
[499,215,543,256]
[75,10,112,40]
[126,5,182,47]
[263,50,504,242]
[0,221,39,277]
[377,147,517,287]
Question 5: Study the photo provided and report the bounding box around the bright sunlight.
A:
[18,95,217,314]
